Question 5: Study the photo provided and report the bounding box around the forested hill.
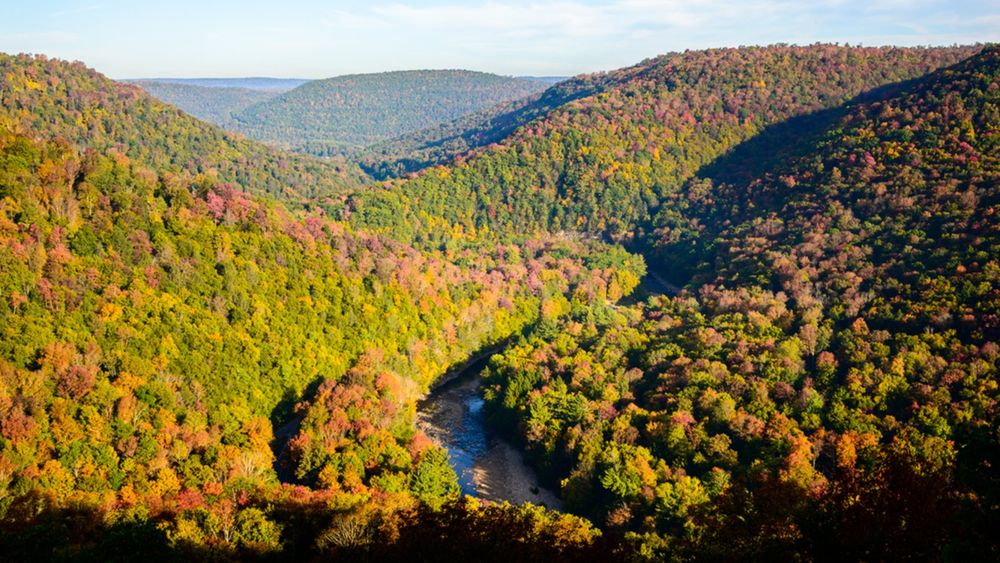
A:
[345,45,981,246]
[442,45,1000,558]
[1,43,997,560]
[0,50,645,560]
[128,80,277,125]
[356,69,625,179]
[229,69,551,153]
[662,45,1000,338]
[0,54,369,201]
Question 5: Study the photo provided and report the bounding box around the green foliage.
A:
[2,43,999,560]
[472,45,1000,558]
[357,70,619,179]
[344,45,978,247]
[409,447,460,506]
[0,123,641,509]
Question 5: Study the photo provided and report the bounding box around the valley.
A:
[0,29,996,562]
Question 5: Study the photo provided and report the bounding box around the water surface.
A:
[417,361,562,508]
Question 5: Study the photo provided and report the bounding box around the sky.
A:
[2,0,997,79]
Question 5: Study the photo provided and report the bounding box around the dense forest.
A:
[0,54,367,202]
[344,45,981,248]
[355,70,621,179]
[340,43,998,559]
[1,43,998,560]
[127,81,277,126]
[0,53,648,560]
[229,70,550,154]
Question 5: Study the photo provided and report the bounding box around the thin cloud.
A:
[51,4,103,18]
[4,0,997,78]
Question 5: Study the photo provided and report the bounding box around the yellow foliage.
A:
[151,467,182,497]
[119,484,140,505]
[99,302,123,322]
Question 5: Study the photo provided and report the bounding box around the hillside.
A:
[356,69,623,179]
[0,54,367,202]
[1,44,997,560]
[230,69,551,153]
[480,46,999,559]
[340,44,997,558]
[0,52,643,560]
[0,125,641,558]
[128,80,277,125]
[345,45,981,246]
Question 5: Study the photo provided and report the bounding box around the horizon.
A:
[3,0,997,79]
[123,70,570,81]
[15,41,995,84]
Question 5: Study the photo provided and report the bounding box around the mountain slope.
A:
[0,51,646,559]
[128,80,277,125]
[231,69,551,152]
[0,54,367,201]
[677,46,1000,337]
[0,126,638,557]
[339,43,996,558]
[356,69,622,179]
[345,45,980,246]
[478,46,1000,558]
[2,44,997,560]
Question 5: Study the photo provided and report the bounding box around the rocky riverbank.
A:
[417,371,562,509]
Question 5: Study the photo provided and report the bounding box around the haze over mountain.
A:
[126,81,278,125]
[131,77,310,92]
[228,69,552,153]
[124,78,311,126]
[0,35,997,563]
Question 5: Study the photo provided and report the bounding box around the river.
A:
[416,352,563,508]
[415,269,679,507]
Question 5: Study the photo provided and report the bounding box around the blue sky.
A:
[2,0,997,79]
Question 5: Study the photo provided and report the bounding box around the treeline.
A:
[0,492,612,562]
[344,45,980,248]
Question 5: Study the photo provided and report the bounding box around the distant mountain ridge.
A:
[357,69,624,178]
[129,73,572,176]
[229,69,551,152]
[127,77,309,91]
[126,80,277,125]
